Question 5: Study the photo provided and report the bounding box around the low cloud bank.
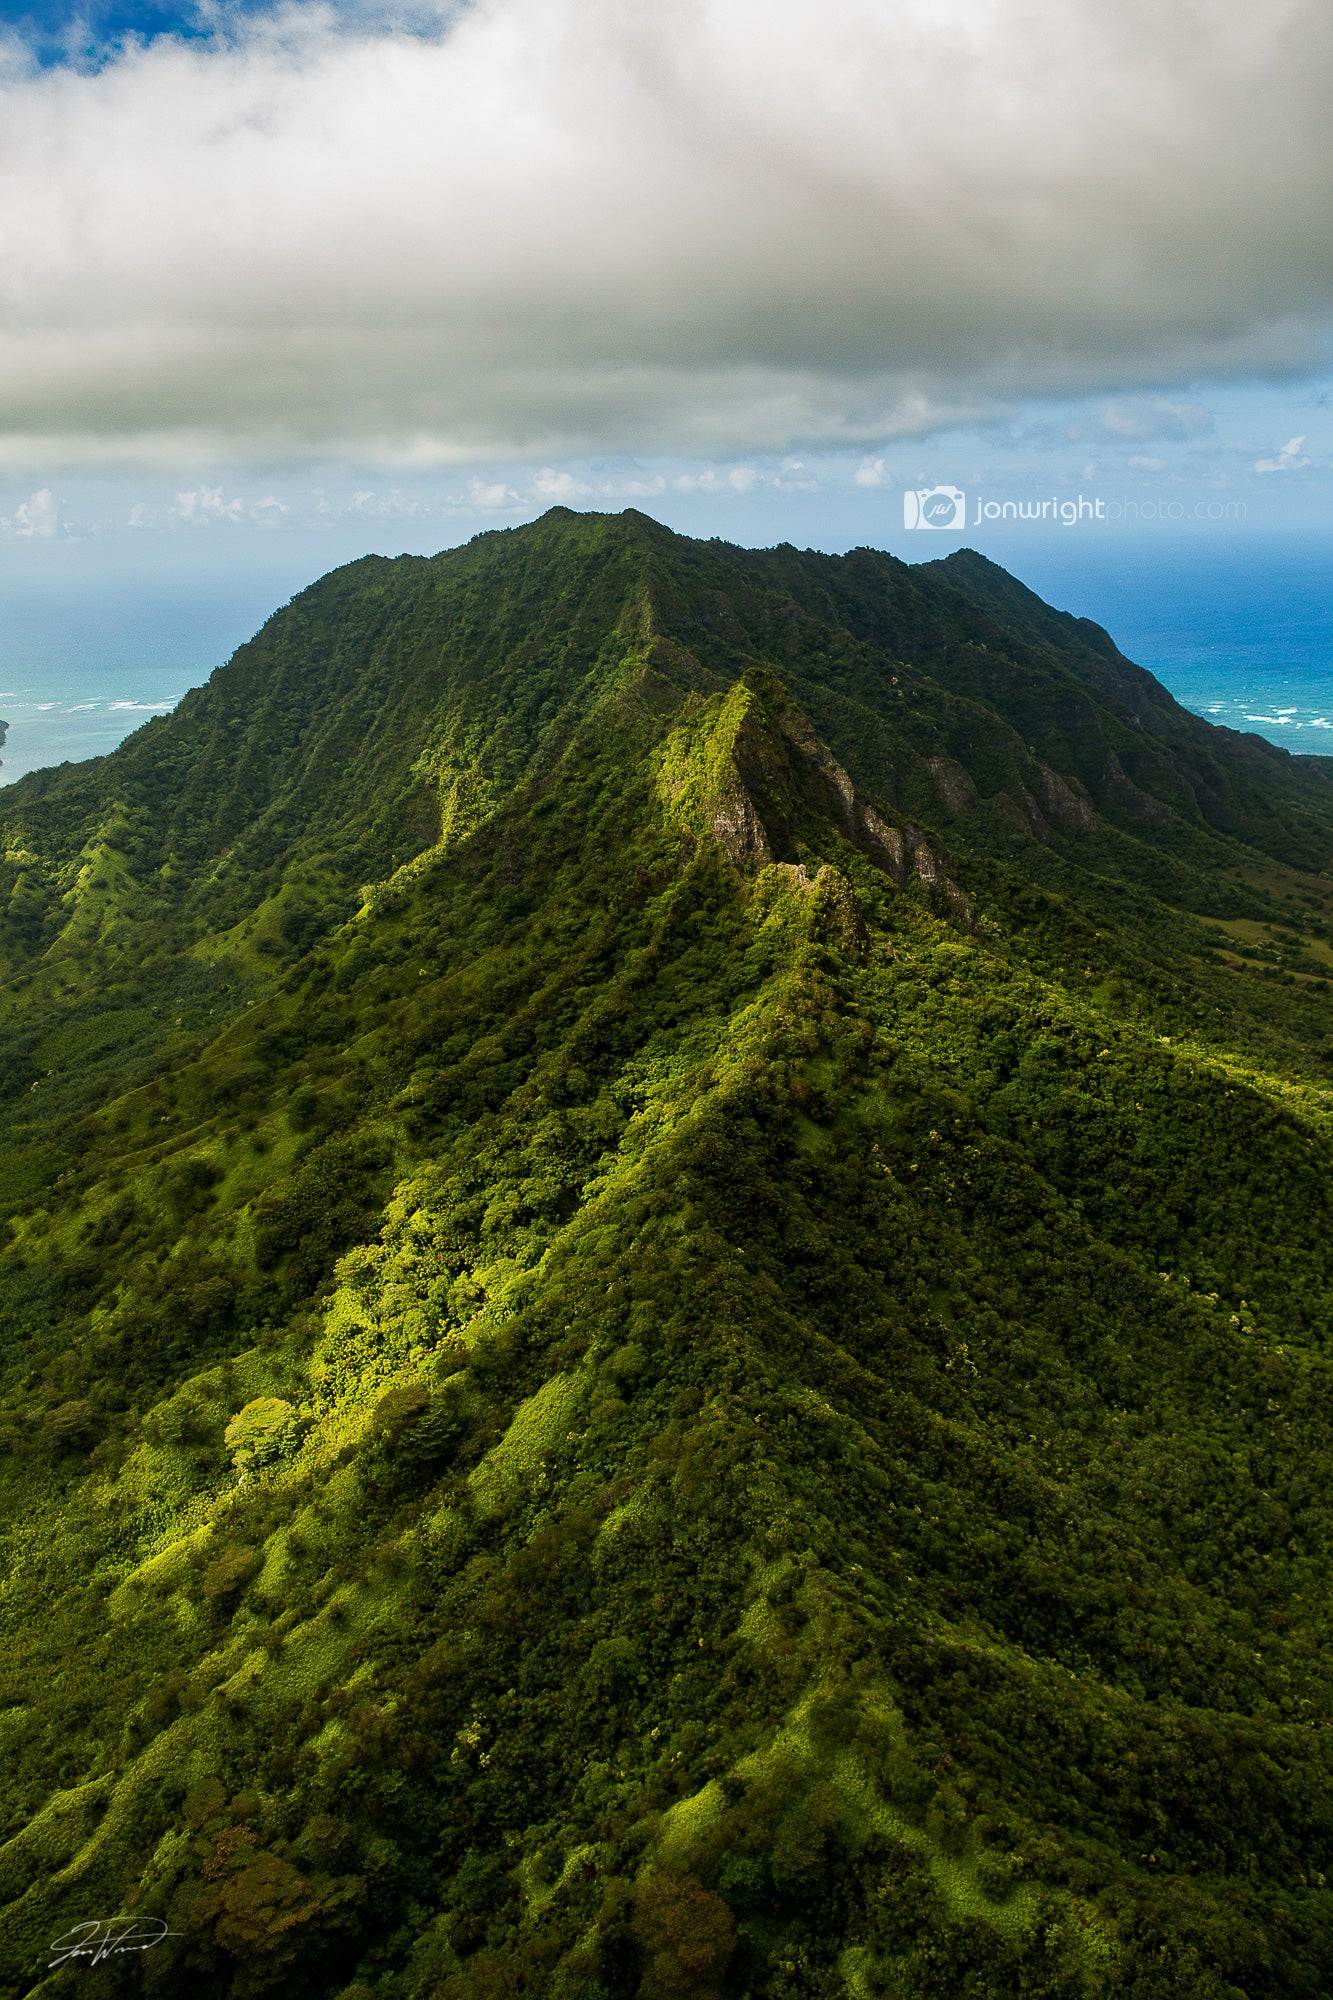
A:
[0,0,1330,466]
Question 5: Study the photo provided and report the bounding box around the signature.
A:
[48,1917,180,1969]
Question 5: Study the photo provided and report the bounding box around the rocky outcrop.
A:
[859,805,973,925]
[927,749,1095,844]
[708,787,771,866]
[657,670,973,925]
[1034,761,1099,833]
[925,756,980,818]
[1103,753,1175,828]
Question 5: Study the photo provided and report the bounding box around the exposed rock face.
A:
[657,669,973,926]
[767,698,859,830]
[859,805,973,925]
[927,750,1095,844]
[925,756,980,818]
[858,803,910,877]
[1034,761,1099,833]
[1103,753,1176,827]
[709,787,771,866]
[1016,785,1055,845]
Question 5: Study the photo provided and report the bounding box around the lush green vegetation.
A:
[2,508,1333,1998]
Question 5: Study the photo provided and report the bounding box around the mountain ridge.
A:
[0,511,1331,1999]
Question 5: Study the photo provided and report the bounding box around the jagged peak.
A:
[653,668,972,924]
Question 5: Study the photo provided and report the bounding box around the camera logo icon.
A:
[903,485,966,531]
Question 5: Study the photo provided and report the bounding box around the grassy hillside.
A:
[1,510,1332,2000]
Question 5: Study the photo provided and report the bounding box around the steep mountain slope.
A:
[1,511,1332,2000]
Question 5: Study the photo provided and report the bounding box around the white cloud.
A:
[340,486,433,515]
[531,468,592,502]
[468,477,521,509]
[854,457,887,487]
[0,0,1328,468]
[0,486,59,535]
[1254,434,1310,472]
[172,484,290,522]
[174,485,244,523]
[670,464,760,494]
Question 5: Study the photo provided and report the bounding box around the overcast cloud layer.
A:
[1,0,1331,469]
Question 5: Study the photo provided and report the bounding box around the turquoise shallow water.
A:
[1132,655,1333,756]
[0,548,314,786]
[1080,574,1333,760]
[993,536,1333,762]
[0,684,183,780]
[2,533,1331,785]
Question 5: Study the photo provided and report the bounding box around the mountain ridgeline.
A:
[2,509,1333,2000]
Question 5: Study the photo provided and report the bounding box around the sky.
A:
[0,0,1330,778]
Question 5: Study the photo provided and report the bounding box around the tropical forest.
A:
[1,506,1331,2000]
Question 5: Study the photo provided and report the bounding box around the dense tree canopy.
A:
[1,511,1332,1998]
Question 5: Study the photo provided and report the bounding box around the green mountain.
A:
[2,508,1332,2000]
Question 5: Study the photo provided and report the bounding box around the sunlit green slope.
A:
[1,511,1332,2000]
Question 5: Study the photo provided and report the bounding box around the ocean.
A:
[0,544,317,788]
[1,531,1330,786]
[1007,535,1333,761]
